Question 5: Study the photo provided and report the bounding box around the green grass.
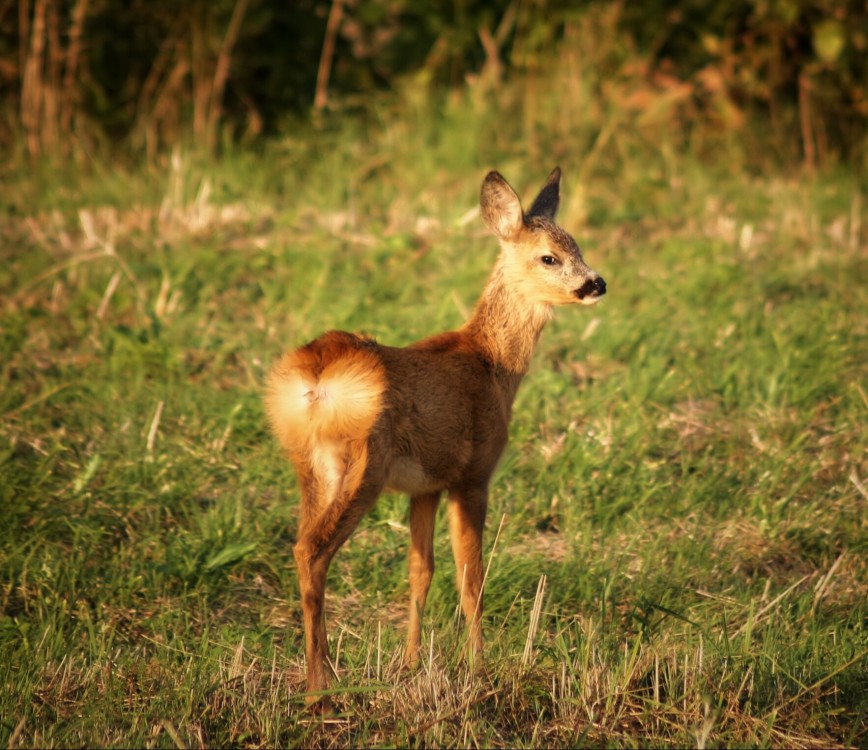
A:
[2,82,867,747]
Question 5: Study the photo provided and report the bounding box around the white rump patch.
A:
[266,352,385,453]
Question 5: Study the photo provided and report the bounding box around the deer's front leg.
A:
[404,492,440,667]
[447,486,487,661]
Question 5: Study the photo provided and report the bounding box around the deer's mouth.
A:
[574,276,607,303]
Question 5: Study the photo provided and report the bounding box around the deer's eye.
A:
[540,255,560,267]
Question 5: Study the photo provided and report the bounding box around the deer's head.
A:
[481,167,606,307]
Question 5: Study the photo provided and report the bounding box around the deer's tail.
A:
[265,331,386,455]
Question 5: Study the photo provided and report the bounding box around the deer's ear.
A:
[526,166,561,221]
[481,171,524,241]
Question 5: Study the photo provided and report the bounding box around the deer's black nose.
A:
[575,276,607,300]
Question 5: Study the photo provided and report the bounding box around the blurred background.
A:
[5,0,866,166]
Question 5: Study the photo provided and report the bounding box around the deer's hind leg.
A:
[404,492,440,667]
[291,441,385,708]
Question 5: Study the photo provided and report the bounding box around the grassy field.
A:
[2,77,867,747]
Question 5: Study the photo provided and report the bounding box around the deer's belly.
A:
[385,457,442,495]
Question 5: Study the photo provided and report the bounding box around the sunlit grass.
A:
[1,68,866,749]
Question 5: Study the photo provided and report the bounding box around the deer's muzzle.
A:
[574,276,606,301]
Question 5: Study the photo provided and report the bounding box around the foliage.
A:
[620,0,868,166]
[3,0,866,162]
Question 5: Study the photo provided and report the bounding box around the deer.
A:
[265,167,606,709]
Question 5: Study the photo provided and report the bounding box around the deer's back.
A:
[270,329,513,495]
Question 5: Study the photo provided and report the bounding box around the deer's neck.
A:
[462,261,553,391]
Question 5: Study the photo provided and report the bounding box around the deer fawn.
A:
[266,167,606,708]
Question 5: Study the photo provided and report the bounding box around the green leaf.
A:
[814,19,845,64]
[73,454,102,494]
[204,542,257,571]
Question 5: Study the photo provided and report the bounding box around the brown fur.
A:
[265,167,606,708]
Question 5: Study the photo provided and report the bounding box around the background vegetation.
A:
[4,0,867,163]
[2,1,866,747]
